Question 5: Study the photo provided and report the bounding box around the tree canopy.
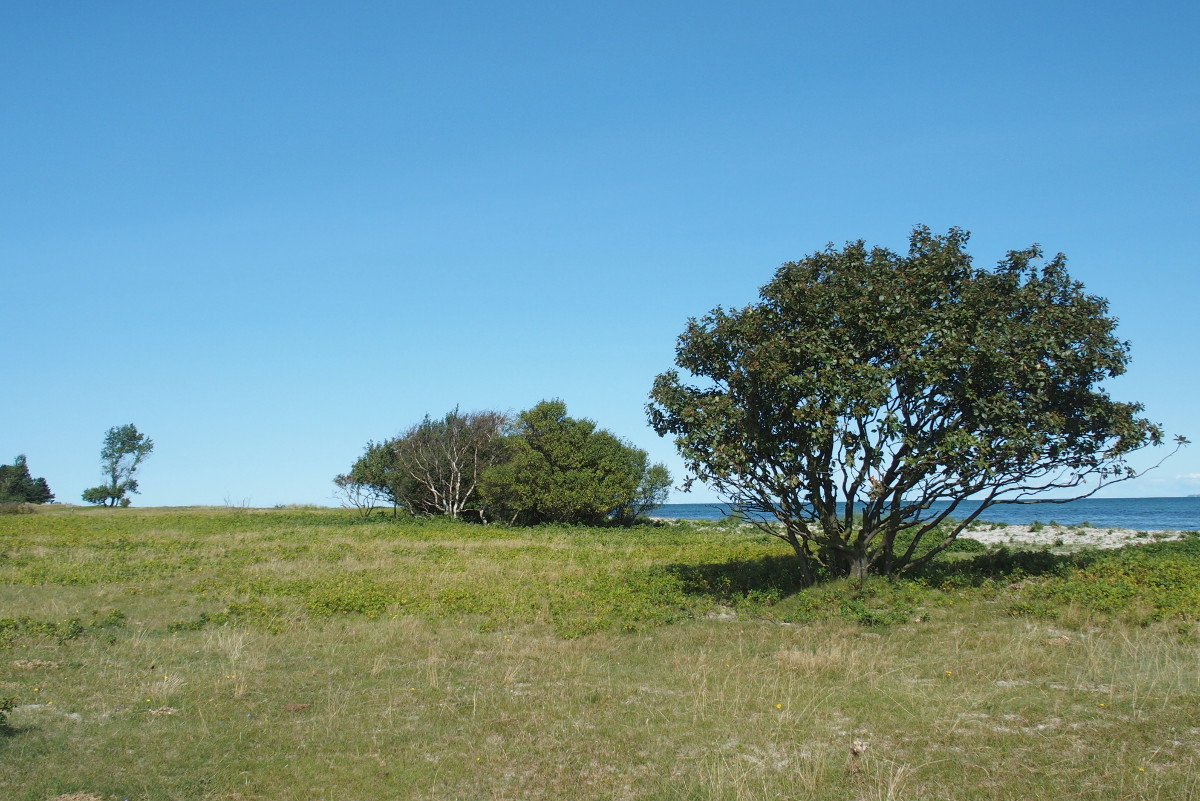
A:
[335,409,508,521]
[82,424,154,507]
[480,400,671,526]
[648,226,1177,582]
[333,440,400,516]
[339,401,671,526]
[0,455,54,504]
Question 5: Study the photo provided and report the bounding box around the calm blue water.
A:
[656,497,1200,531]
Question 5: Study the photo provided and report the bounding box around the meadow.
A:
[1,506,1198,800]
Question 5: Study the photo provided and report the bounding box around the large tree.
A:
[648,226,1178,582]
[480,400,671,526]
[82,424,154,507]
[0,455,54,504]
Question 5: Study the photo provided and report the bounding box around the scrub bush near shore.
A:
[1,507,1198,800]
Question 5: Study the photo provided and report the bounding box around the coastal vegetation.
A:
[3,228,1192,798]
[650,226,1183,582]
[337,401,671,526]
[2,506,1198,799]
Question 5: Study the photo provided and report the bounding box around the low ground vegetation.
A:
[1,507,1197,799]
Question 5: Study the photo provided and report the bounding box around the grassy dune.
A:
[1,507,1198,800]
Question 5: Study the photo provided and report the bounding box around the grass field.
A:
[2,506,1198,800]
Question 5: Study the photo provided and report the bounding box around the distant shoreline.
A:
[653,516,1191,550]
[654,497,1200,531]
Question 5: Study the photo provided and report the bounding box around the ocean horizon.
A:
[655,496,1200,531]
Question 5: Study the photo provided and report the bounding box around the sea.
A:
[655,496,1200,531]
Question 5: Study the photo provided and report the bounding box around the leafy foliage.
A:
[612,462,673,525]
[395,409,509,520]
[0,455,54,504]
[335,439,407,515]
[1015,535,1200,623]
[82,424,154,507]
[649,226,1174,581]
[479,400,671,525]
[336,409,509,520]
[341,403,671,526]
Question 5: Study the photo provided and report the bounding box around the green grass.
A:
[2,507,1198,800]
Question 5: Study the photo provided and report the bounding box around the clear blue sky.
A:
[4,1,1197,506]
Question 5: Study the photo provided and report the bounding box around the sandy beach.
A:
[660,516,1195,550]
[958,523,1191,550]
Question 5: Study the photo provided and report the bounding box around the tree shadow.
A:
[662,544,1105,603]
[663,554,809,602]
[914,546,1102,588]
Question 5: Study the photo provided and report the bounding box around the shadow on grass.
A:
[663,554,809,603]
[659,538,1200,629]
[914,546,1102,588]
[663,545,1108,602]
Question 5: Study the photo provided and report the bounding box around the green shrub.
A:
[1022,541,1200,623]
[776,577,933,628]
[167,611,231,632]
[549,569,693,637]
[91,607,127,629]
[0,616,86,645]
[943,536,988,553]
[303,575,393,617]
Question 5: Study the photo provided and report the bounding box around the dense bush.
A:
[480,400,671,526]
[340,401,671,526]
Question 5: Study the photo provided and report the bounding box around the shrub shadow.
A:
[663,554,808,602]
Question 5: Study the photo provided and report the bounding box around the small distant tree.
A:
[0,455,54,504]
[480,400,671,525]
[649,226,1179,583]
[82,424,154,507]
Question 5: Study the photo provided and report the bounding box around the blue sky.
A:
[3,1,1197,506]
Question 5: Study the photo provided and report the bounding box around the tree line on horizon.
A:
[2,424,154,509]
[335,400,672,526]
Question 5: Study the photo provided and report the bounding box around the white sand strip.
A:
[959,524,1193,550]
